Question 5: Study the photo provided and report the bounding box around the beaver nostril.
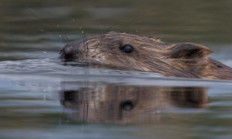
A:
[120,44,134,53]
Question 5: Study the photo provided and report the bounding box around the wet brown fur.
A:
[60,31,232,80]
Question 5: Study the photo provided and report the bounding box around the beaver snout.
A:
[60,44,79,61]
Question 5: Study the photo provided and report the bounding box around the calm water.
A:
[1,0,232,139]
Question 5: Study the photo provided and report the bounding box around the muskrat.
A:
[60,31,232,80]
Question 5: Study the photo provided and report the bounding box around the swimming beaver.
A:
[60,31,232,80]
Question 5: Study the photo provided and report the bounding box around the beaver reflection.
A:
[60,85,208,124]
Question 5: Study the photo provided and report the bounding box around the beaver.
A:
[60,31,232,80]
[61,84,208,123]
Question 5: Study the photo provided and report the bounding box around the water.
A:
[1,0,232,139]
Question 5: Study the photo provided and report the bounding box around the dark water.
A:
[1,0,232,139]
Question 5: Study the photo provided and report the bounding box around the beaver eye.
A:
[120,44,134,53]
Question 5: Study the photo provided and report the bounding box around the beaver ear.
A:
[168,43,213,59]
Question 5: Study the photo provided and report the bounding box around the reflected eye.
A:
[120,100,134,111]
[120,44,134,53]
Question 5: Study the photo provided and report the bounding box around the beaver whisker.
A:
[93,34,105,54]
[90,49,117,58]
[81,32,89,57]
[90,52,102,58]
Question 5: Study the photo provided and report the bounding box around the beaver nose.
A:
[60,44,78,61]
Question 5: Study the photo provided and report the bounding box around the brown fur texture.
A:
[60,31,232,80]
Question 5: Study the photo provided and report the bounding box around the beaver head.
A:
[60,31,232,80]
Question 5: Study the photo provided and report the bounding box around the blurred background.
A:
[1,0,232,61]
